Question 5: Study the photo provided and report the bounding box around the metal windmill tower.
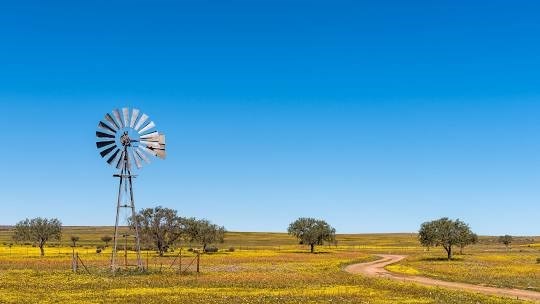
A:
[96,108,166,271]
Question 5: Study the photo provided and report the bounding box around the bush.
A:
[96,248,102,254]
[187,248,194,252]
[204,246,219,253]
[228,247,235,252]
[536,257,540,264]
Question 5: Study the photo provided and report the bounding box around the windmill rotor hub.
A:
[120,132,131,146]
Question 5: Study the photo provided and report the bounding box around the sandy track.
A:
[344,254,540,302]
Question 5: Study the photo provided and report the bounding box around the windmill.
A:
[96,108,166,271]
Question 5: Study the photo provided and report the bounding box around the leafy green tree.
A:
[498,235,513,251]
[288,217,336,253]
[70,235,80,247]
[184,218,225,252]
[101,235,112,247]
[418,217,475,260]
[130,206,185,256]
[456,220,477,254]
[13,218,62,256]
[418,221,437,251]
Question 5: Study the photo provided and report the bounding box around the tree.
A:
[130,206,185,256]
[498,235,513,251]
[418,217,475,260]
[13,218,62,256]
[184,218,225,252]
[288,217,336,253]
[70,235,80,247]
[101,235,112,247]
[418,221,436,251]
[456,220,477,254]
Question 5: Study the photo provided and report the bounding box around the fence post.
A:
[196,252,200,273]
[179,248,182,273]
[75,252,79,272]
[71,249,76,272]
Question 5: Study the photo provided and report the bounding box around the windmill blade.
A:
[140,134,159,141]
[113,109,124,128]
[139,145,157,157]
[116,150,125,169]
[98,121,116,134]
[141,133,165,144]
[140,131,159,139]
[122,107,131,128]
[106,148,121,165]
[138,121,156,135]
[142,142,165,151]
[130,148,143,169]
[130,108,140,128]
[99,145,116,158]
[125,150,133,170]
[96,131,115,139]
[134,113,149,131]
[96,140,116,149]
[140,140,160,149]
[135,147,151,164]
[104,113,120,130]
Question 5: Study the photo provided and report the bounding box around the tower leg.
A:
[111,171,124,272]
[127,171,143,269]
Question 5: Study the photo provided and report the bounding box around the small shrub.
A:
[96,248,102,254]
[204,246,219,253]
[187,248,194,252]
[228,247,235,252]
[536,257,540,264]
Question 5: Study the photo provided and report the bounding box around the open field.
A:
[0,227,538,303]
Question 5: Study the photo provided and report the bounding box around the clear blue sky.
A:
[0,1,539,235]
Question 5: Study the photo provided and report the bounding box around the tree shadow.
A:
[289,250,332,254]
[421,256,464,262]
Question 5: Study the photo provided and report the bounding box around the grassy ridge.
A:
[1,226,536,249]
[0,226,421,248]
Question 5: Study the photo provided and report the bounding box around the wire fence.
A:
[0,243,423,259]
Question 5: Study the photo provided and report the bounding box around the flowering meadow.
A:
[0,229,537,303]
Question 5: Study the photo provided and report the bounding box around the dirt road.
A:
[344,254,540,302]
